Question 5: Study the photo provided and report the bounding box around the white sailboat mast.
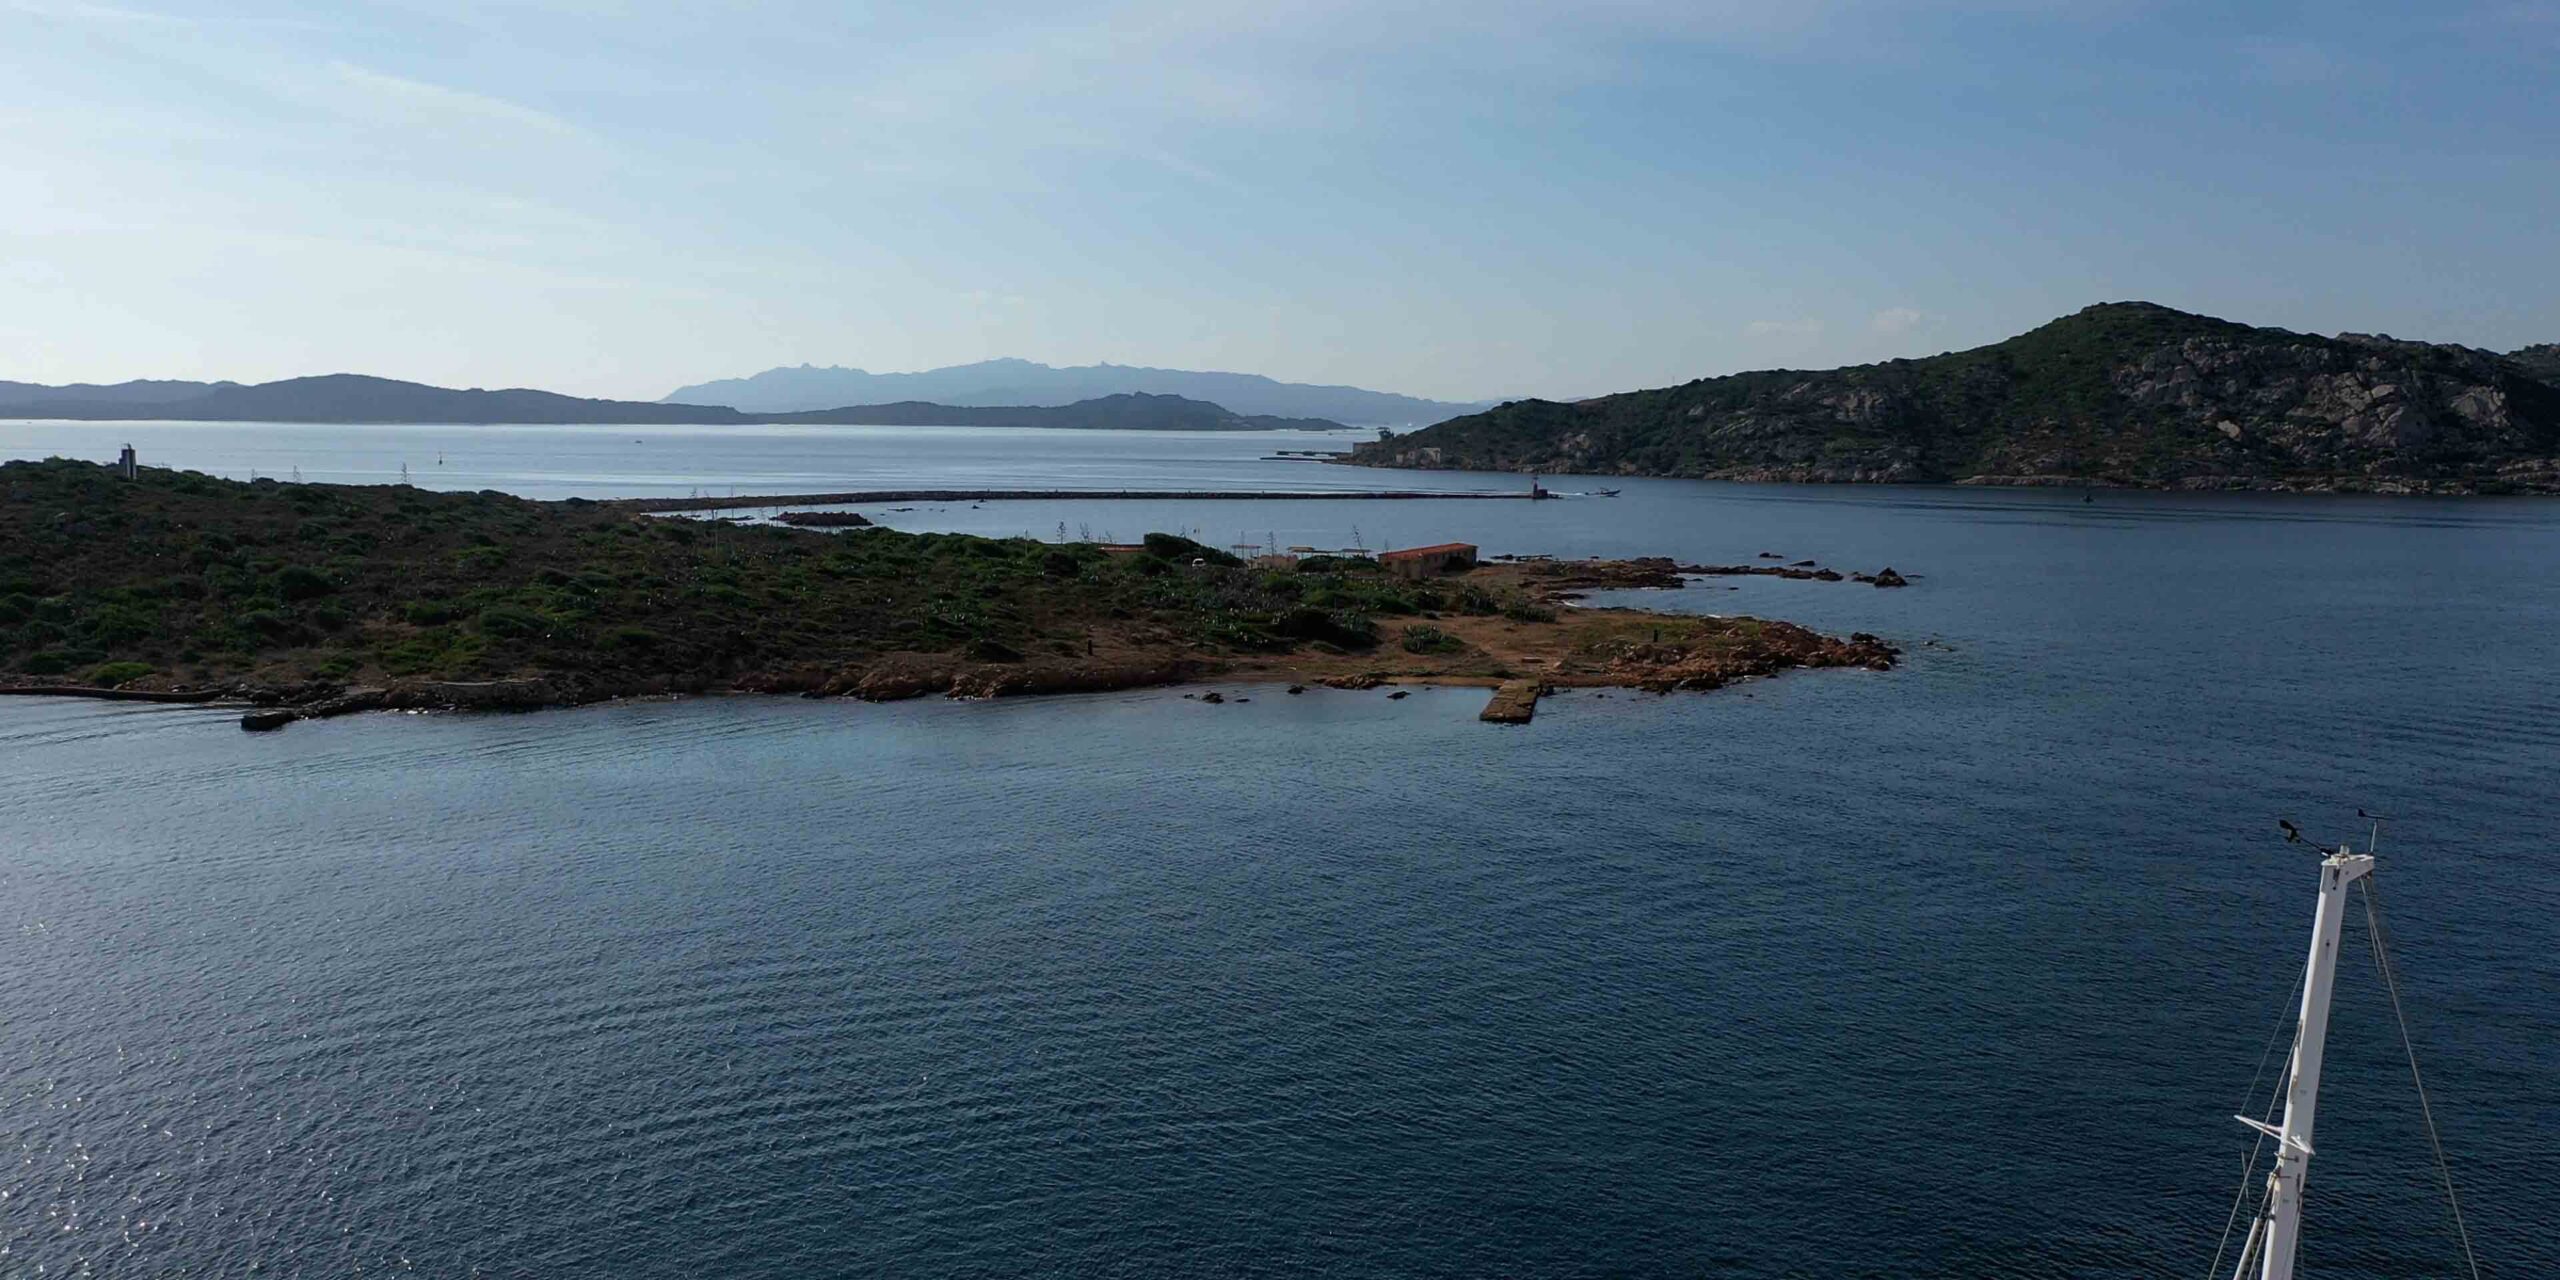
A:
[2232,848,2375,1280]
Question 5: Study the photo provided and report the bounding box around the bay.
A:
[2,423,2554,1277]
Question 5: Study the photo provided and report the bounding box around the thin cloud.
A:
[1871,307,1925,335]
[327,61,582,138]
[2,0,191,23]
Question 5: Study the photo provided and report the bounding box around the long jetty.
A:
[614,488,1531,513]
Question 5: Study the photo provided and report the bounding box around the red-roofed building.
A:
[1379,542,1478,578]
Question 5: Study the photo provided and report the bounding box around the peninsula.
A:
[0,459,1895,726]
[1345,302,2560,493]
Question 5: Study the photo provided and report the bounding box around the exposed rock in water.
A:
[1526,557,1688,592]
[773,510,874,527]
[240,708,296,732]
[1480,680,1543,724]
[1686,562,1854,583]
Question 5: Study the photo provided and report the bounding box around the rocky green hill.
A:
[2510,344,2560,388]
[1345,303,2560,492]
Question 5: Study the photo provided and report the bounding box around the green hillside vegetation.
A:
[2510,344,2560,388]
[1349,303,2560,492]
[0,459,1540,696]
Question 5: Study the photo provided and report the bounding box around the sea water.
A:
[3,424,2554,1276]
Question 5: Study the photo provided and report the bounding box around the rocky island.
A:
[0,459,1897,728]
[1346,302,2560,493]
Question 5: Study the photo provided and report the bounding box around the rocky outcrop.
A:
[843,654,1207,701]
[1480,680,1544,724]
[388,679,557,710]
[2509,344,2560,389]
[1346,303,2560,492]
[1593,622,1898,694]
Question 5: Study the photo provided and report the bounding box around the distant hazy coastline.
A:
[0,379,1353,432]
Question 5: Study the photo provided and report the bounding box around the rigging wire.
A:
[2357,876,2484,1280]
[2205,957,2308,1280]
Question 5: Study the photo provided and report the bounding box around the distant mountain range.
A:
[0,375,1349,431]
[767,394,1338,431]
[1345,303,2560,493]
[0,379,231,406]
[662,358,1486,424]
[0,375,729,424]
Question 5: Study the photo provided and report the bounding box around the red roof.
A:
[1380,542,1477,560]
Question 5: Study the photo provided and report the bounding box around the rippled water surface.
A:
[4,425,2556,1277]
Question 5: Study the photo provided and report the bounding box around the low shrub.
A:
[23,649,101,675]
[275,565,336,601]
[1400,624,1463,655]
[1141,533,1240,566]
[88,661,154,688]
[476,605,549,640]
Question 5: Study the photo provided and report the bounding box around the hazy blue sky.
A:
[4,1,2554,402]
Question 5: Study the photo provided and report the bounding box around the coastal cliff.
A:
[1345,303,2560,492]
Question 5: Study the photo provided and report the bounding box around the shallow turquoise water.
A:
[2,429,2554,1276]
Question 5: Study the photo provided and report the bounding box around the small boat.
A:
[1590,488,1621,498]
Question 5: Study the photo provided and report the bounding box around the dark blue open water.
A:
[3,425,2556,1276]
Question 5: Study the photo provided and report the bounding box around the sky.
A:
[3,1,2556,403]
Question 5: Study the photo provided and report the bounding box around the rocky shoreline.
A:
[0,554,1905,732]
[2,459,1906,734]
[1337,458,2560,495]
